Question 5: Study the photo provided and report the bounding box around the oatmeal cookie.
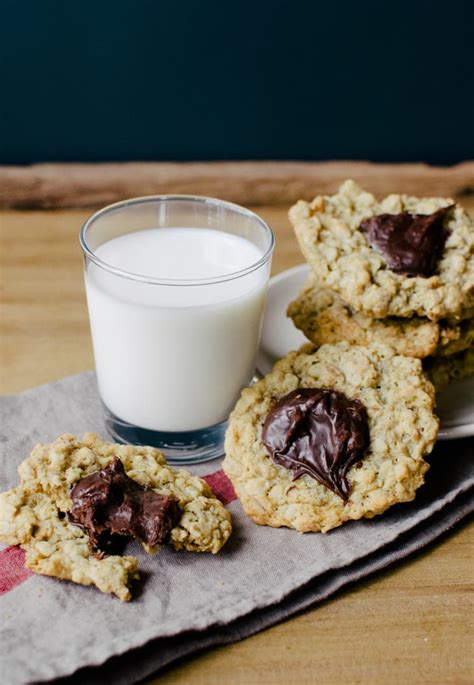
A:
[0,486,139,600]
[18,433,232,554]
[289,180,474,321]
[288,279,474,359]
[223,343,438,533]
[424,346,474,392]
[0,434,232,599]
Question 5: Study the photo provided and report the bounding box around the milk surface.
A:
[85,228,268,431]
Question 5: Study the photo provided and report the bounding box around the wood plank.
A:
[0,160,473,209]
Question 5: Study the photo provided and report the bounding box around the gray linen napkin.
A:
[51,492,473,685]
[0,372,473,685]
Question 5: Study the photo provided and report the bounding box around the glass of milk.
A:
[80,196,274,464]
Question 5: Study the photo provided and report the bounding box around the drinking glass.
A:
[80,196,274,464]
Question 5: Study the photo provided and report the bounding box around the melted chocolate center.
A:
[69,457,180,554]
[262,388,369,502]
[359,206,451,277]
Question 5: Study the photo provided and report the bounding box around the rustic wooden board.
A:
[0,160,473,209]
[1,165,473,684]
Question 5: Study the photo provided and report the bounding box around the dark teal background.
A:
[1,0,472,164]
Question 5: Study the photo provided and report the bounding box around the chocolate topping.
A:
[359,206,451,277]
[262,388,369,502]
[69,457,180,553]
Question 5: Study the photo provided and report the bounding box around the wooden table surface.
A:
[1,187,473,683]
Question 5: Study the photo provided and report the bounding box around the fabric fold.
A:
[0,372,472,685]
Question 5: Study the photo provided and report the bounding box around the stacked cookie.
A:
[223,181,472,534]
[287,180,474,391]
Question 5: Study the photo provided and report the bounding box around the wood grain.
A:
[1,170,473,684]
[0,160,473,209]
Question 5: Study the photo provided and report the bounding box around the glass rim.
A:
[79,194,275,286]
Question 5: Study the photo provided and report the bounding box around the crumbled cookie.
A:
[223,343,438,533]
[18,433,232,554]
[424,346,474,392]
[288,278,474,359]
[289,180,474,321]
[0,434,232,599]
[0,487,138,600]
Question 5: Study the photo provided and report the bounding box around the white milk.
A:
[85,227,268,432]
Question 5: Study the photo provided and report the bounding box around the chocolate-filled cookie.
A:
[289,180,474,321]
[1,433,232,600]
[223,343,438,533]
